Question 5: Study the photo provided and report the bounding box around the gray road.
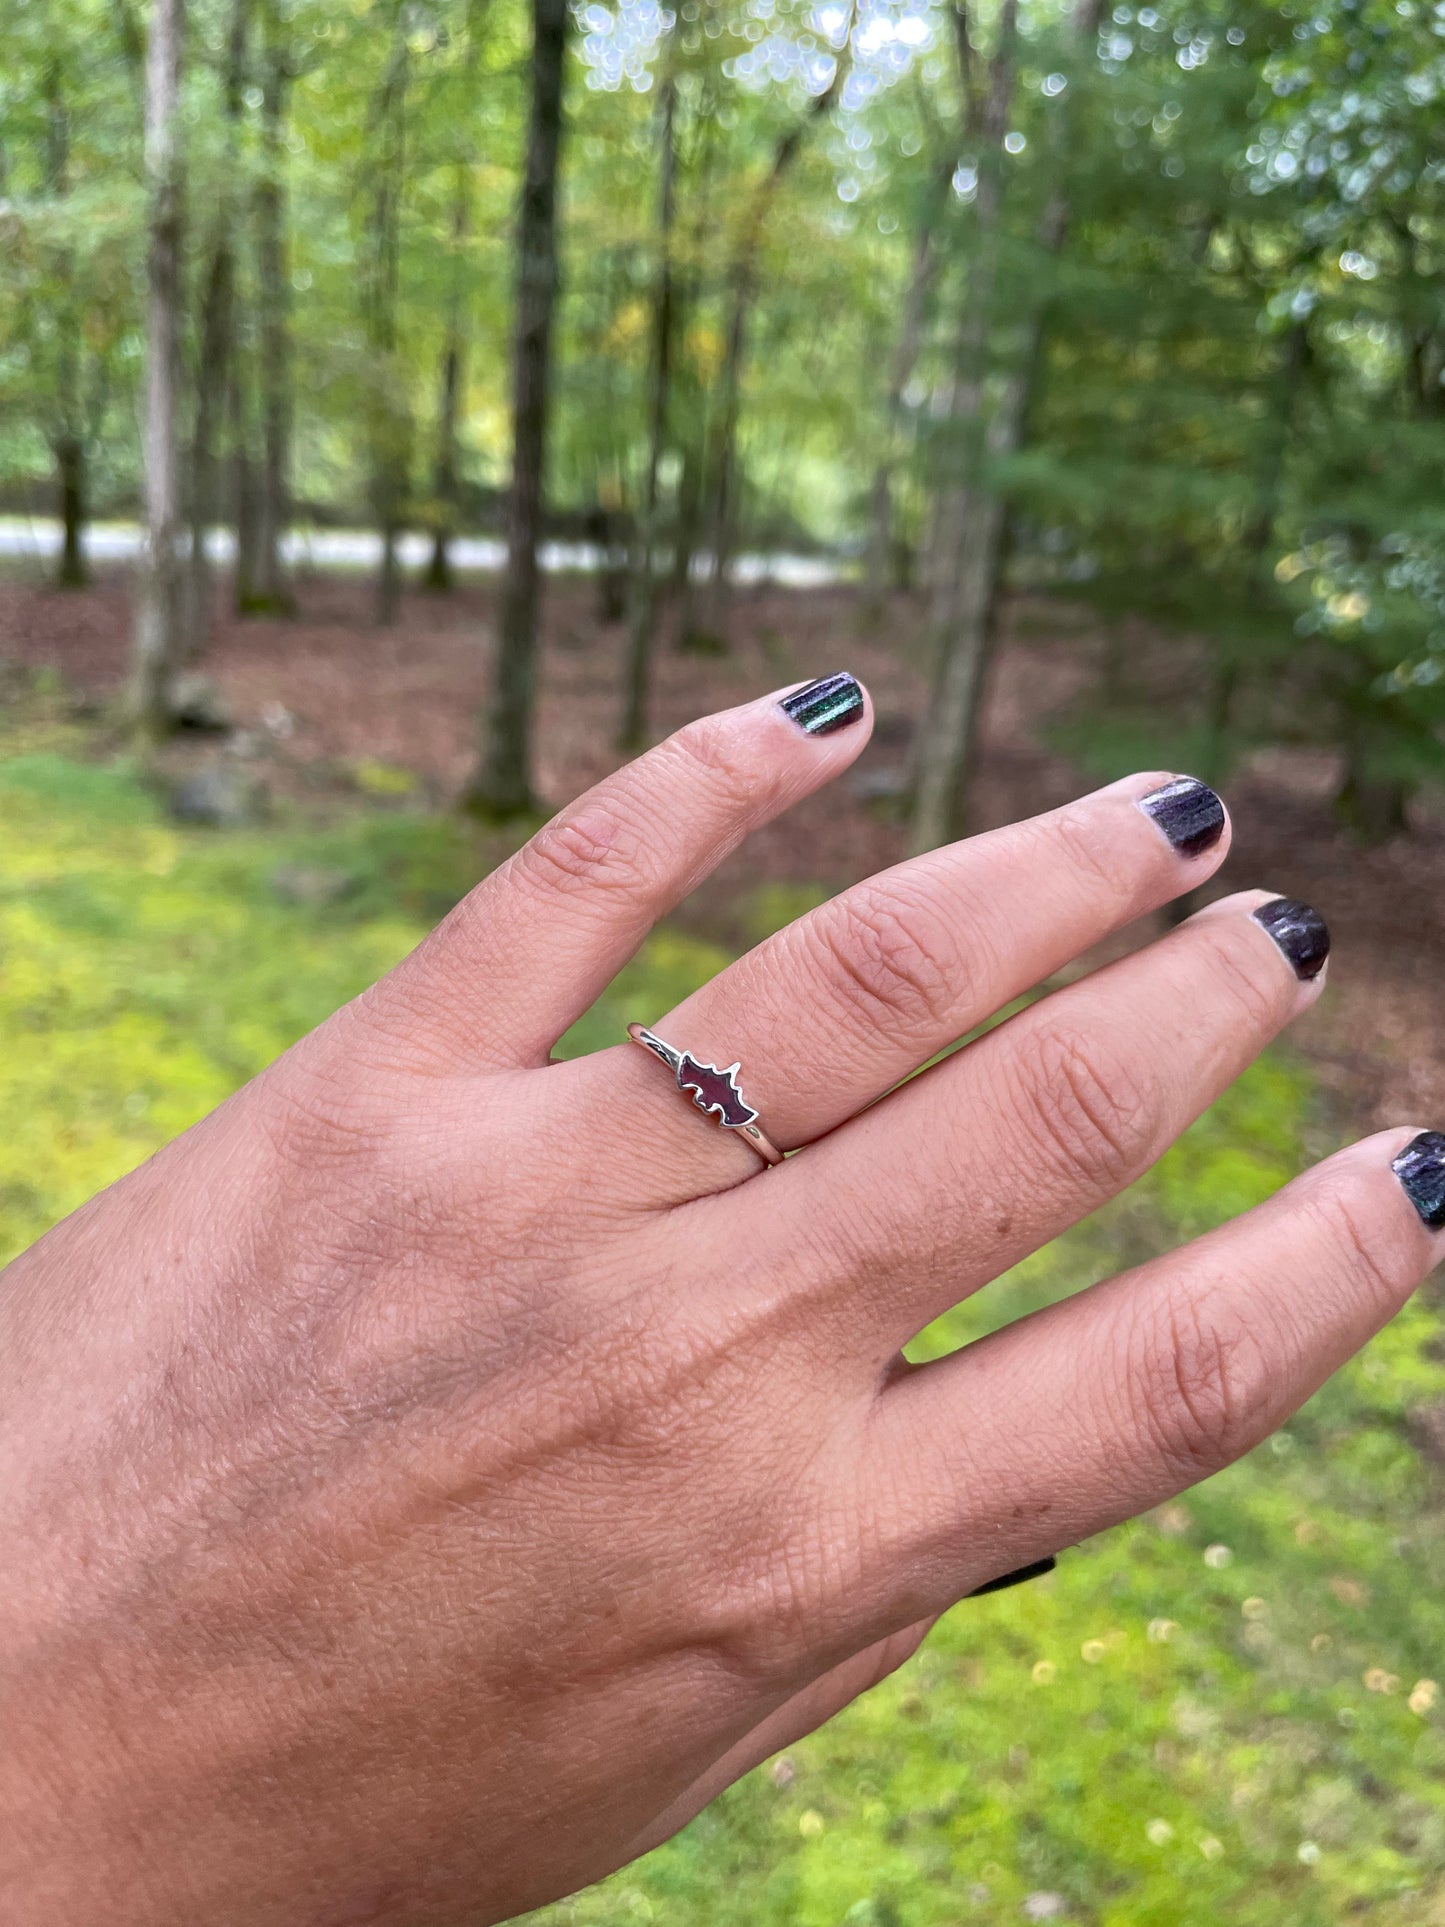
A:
[0,518,843,589]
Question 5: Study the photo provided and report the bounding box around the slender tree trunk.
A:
[864,175,945,613]
[619,59,678,749]
[669,428,704,600]
[424,334,461,592]
[360,5,410,627]
[185,0,249,648]
[231,329,263,611]
[465,0,568,818]
[55,435,87,587]
[187,245,234,638]
[251,0,294,614]
[127,0,186,742]
[908,0,1017,852]
[425,174,471,593]
[44,61,89,590]
[1199,315,1309,777]
[684,17,853,649]
[909,0,1102,853]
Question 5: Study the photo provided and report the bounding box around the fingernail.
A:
[779,673,865,736]
[1392,1132,1445,1231]
[1138,776,1227,859]
[966,1555,1056,1597]
[1252,896,1330,981]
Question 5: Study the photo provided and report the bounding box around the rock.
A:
[269,863,356,907]
[166,672,233,733]
[168,763,265,829]
[1022,1894,1068,1921]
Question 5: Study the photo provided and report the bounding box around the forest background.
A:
[3,0,1445,1918]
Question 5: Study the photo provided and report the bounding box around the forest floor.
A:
[2,561,1441,1147]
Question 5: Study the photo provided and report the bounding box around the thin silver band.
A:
[627,1023,784,1166]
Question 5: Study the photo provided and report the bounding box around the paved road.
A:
[0,518,844,589]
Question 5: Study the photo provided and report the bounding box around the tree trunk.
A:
[44,61,89,590]
[864,175,945,615]
[683,17,853,650]
[423,342,461,593]
[465,0,568,818]
[425,174,470,593]
[127,0,186,743]
[1201,315,1309,778]
[185,0,248,649]
[231,329,263,612]
[251,0,294,614]
[55,436,87,587]
[186,243,234,639]
[909,0,1103,853]
[619,59,678,749]
[1338,699,1410,842]
[360,5,411,628]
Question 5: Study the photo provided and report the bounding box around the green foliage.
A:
[5,751,1444,1922]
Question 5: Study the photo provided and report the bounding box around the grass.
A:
[2,751,1444,1924]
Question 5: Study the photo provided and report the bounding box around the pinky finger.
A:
[865,1128,1445,1608]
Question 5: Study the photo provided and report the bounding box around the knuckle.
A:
[661,714,764,816]
[1307,1176,1412,1318]
[1126,1288,1268,1476]
[264,1054,392,1169]
[806,887,962,1041]
[1196,920,1288,1035]
[1015,1021,1153,1193]
[1047,798,1138,900]
[701,1519,853,1689]
[512,804,636,900]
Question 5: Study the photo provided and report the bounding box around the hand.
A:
[2,676,1440,1927]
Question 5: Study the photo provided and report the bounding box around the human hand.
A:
[3,675,1441,1926]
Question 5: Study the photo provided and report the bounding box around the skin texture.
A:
[0,682,1440,1927]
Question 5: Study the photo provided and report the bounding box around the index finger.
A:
[357,676,872,1070]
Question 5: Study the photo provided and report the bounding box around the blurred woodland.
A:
[2,0,1444,845]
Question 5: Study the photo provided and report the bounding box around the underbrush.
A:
[2,752,1442,1925]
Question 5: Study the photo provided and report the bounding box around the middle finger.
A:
[608,773,1229,1197]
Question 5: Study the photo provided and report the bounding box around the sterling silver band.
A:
[627,1023,784,1166]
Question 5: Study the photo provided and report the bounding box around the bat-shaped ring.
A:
[626,1024,784,1166]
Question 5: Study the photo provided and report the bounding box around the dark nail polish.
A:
[1392,1132,1445,1231]
[1138,776,1227,859]
[966,1555,1056,1597]
[1252,896,1330,981]
[779,673,864,737]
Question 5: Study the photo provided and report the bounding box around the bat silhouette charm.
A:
[676,1054,758,1130]
[626,1024,783,1165]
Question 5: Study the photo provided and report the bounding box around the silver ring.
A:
[627,1024,784,1166]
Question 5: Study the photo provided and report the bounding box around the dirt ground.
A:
[2,562,1441,1144]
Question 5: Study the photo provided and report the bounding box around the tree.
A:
[618,39,678,750]
[126,0,186,742]
[249,0,295,615]
[184,0,249,647]
[910,0,1109,854]
[357,0,412,626]
[465,0,568,819]
[682,11,854,650]
[422,0,487,594]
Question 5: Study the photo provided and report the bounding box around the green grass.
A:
[2,752,1444,1924]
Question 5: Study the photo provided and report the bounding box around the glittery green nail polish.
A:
[779,673,864,737]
